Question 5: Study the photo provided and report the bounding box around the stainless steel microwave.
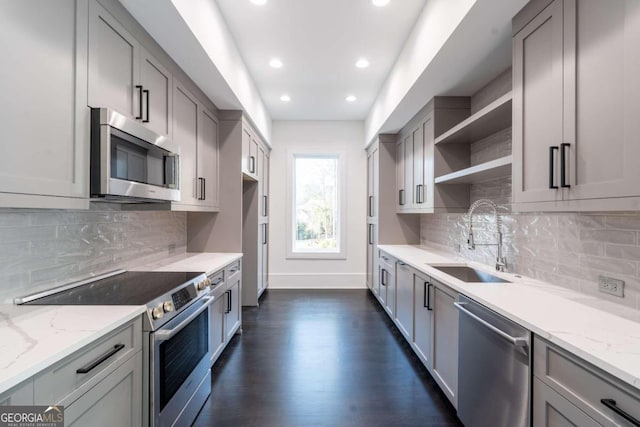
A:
[90,108,180,202]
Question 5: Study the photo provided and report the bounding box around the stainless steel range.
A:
[17,270,216,427]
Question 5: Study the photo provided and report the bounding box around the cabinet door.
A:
[367,151,374,218]
[198,107,219,209]
[263,153,270,218]
[403,134,414,208]
[258,146,265,215]
[173,81,198,206]
[0,381,33,405]
[378,263,388,306]
[564,0,640,200]
[242,126,252,175]
[262,223,269,290]
[225,279,241,341]
[513,0,564,204]
[396,140,406,210]
[0,0,89,205]
[257,223,265,295]
[366,224,374,290]
[250,137,259,178]
[412,125,425,208]
[422,115,435,209]
[413,273,433,369]
[140,47,172,138]
[395,262,414,341]
[64,352,142,427]
[432,281,459,407]
[88,0,140,119]
[210,295,226,364]
[533,377,601,427]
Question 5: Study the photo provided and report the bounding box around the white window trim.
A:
[286,149,347,260]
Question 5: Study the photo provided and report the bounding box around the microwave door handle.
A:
[165,154,179,189]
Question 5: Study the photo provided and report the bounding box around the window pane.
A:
[293,156,339,253]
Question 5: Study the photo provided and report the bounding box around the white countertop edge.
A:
[377,244,640,390]
[0,305,145,395]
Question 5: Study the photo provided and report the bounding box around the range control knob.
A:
[163,301,174,313]
[151,305,164,320]
[197,279,210,291]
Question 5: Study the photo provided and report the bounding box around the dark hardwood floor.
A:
[193,289,461,427]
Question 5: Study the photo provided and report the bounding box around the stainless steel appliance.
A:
[18,270,215,427]
[454,294,531,427]
[90,108,180,203]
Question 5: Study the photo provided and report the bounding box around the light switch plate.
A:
[598,276,624,298]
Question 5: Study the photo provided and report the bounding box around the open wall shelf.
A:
[435,92,512,145]
[435,155,512,185]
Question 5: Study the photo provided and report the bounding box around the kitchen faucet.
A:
[466,199,507,272]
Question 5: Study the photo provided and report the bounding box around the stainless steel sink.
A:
[432,266,510,283]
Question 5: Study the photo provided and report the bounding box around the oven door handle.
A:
[154,296,213,342]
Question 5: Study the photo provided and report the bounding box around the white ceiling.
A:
[215,0,428,121]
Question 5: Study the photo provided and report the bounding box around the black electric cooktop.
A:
[24,271,204,305]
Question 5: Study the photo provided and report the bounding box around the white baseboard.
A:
[268,273,366,289]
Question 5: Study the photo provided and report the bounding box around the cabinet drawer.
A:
[34,317,142,407]
[225,260,241,282]
[534,336,640,426]
[533,377,601,427]
[378,251,395,270]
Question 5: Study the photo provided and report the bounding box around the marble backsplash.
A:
[421,178,640,311]
[0,206,186,303]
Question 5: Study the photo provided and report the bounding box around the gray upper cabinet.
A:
[395,140,406,210]
[0,0,89,209]
[198,107,220,210]
[173,81,199,207]
[241,124,260,179]
[140,47,172,138]
[88,0,140,119]
[513,0,640,207]
[89,0,173,138]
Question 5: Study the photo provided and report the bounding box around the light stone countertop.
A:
[378,244,640,390]
[131,252,243,275]
[0,304,145,395]
[0,252,242,396]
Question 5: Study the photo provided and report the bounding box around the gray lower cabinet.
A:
[0,0,89,208]
[533,336,640,427]
[395,261,414,340]
[209,293,227,365]
[431,279,459,407]
[225,273,242,341]
[64,351,142,427]
[533,377,601,427]
[412,271,433,368]
[378,252,395,313]
[0,381,34,405]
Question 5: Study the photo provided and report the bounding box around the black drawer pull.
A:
[549,146,559,189]
[135,85,143,120]
[143,89,150,123]
[601,399,640,426]
[560,142,570,188]
[427,283,433,311]
[76,344,125,374]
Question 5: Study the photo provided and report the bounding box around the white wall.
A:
[269,121,366,289]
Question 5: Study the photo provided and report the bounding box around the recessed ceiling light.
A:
[355,58,370,68]
[269,58,283,68]
[250,0,267,5]
[346,95,357,102]
[372,0,390,6]
[280,94,291,102]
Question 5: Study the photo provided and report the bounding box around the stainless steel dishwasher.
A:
[454,294,531,427]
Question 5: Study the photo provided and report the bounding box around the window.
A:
[287,152,346,259]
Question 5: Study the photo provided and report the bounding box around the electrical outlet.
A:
[598,276,624,298]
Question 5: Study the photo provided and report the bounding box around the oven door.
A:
[151,296,213,427]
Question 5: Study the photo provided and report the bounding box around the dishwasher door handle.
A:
[454,302,528,348]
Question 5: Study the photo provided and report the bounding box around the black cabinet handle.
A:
[427,283,433,311]
[197,177,205,200]
[399,189,405,206]
[263,224,267,245]
[423,282,428,308]
[381,269,387,287]
[143,89,150,123]
[560,143,570,188]
[601,399,640,426]
[135,85,143,120]
[229,289,232,313]
[225,290,231,314]
[250,156,256,173]
[549,146,559,189]
[76,344,125,374]
[263,195,268,216]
